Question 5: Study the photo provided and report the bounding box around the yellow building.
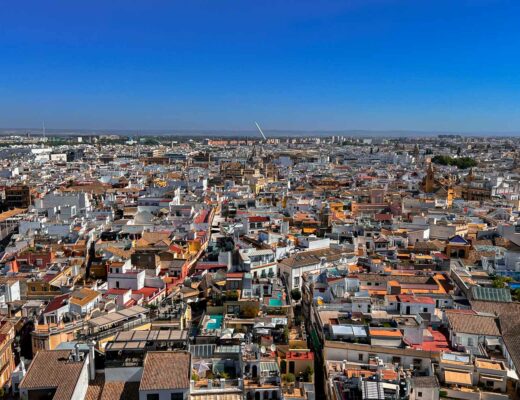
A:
[0,319,15,389]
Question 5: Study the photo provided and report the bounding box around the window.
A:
[417,392,423,398]
[289,361,295,374]
[467,337,474,346]
[147,394,159,400]
[293,277,300,287]
[227,305,240,315]
[423,308,428,313]
[171,393,183,400]
[358,354,363,361]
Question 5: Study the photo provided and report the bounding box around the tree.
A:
[492,276,512,288]
[303,366,314,382]
[240,304,259,318]
[283,373,296,383]
[283,326,289,344]
[431,155,477,169]
[291,288,302,302]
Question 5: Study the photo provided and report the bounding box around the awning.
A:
[260,361,279,373]
[480,375,503,382]
[191,394,242,400]
[445,370,472,385]
[485,338,500,346]
[508,369,519,381]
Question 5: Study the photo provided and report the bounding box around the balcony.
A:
[191,378,243,393]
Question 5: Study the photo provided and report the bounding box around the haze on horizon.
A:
[1,0,520,133]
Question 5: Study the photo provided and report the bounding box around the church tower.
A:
[424,162,436,193]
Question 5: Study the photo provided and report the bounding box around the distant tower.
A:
[424,162,436,193]
[413,144,420,160]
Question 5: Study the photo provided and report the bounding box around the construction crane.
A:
[254,122,267,141]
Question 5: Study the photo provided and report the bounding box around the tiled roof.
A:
[140,351,191,391]
[19,350,85,400]
[411,375,439,388]
[446,311,500,336]
[470,300,520,316]
[499,313,520,371]
[43,294,70,314]
[86,374,140,400]
[279,248,344,269]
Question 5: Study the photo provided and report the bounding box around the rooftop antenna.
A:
[254,122,267,141]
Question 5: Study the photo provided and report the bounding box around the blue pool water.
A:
[269,298,283,306]
[207,315,223,330]
[510,283,520,290]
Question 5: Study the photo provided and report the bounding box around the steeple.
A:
[424,162,435,193]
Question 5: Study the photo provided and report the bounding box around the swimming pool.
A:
[207,315,223,330]
[269,298,283,306]
[269,293,283,306]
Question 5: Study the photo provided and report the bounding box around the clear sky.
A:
[1,0,520,133]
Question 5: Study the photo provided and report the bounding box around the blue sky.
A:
[1,0,520,132]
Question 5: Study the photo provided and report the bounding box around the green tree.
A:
[303,366,314,382]
[291,288,302,302]
[492,276,512,288]
[283,326,289,344]
[432,155,477,169]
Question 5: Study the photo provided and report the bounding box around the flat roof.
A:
[88,305,148,328]
[113,329,188,342]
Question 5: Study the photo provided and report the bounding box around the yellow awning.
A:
[445,370,472,385]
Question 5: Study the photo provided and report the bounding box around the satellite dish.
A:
[270,344,276,352]
[260,346,266,354]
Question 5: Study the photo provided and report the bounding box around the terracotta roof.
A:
[85,374,140,400]
[279,248,344,269]
[69,288,100,307]
[499,313,520,371]
[101,381,139,400]
[104,246,134,259]
[140,351,191,391]
[19,350,85,400]
[470,300,520,316]
[446,311,500,336]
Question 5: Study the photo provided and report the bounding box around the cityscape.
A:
[0,132,519,400]
[3,1,520,400]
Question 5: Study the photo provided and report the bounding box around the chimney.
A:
[73,343,81,362]
[88,341,96,380]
